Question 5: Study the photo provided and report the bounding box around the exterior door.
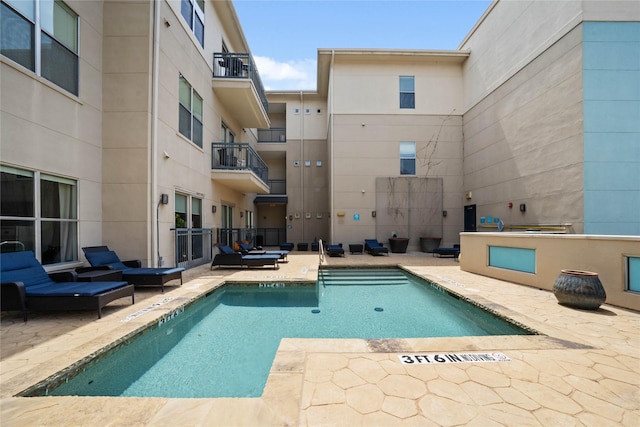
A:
[464,204,477,232]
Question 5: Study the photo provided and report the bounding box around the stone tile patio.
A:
[1,251,638,426]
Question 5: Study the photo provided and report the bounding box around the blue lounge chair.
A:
[237,242,289,262]
[326,244,345,257]
[279,242,294,251]
[82,246,184,293]
[0,251,134,320]
[211,246,280,269]
[364,239,389,256]
[433,244,460,259]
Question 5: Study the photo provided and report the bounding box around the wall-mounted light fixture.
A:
[442,210,447,217]
[211,205,217,213]
[371,211,376,217]
[520,203,526,212]
[240,211,244,218]
[160,194,169,204]
[337,212,345,217]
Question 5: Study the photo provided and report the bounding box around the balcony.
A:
[258,128,286,143]
[211,142,270,194]
[212,52,269,129]
[254,179,287,204]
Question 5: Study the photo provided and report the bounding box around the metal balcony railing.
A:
[213,52,268,116]
[172,228,213,269]
[265,179,286,194]
[211,142,268,183]
[257,128,286,143]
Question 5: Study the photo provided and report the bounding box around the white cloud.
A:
[254,56,317,91]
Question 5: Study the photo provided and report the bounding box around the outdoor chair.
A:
[364,239,389,256]
[1,251,134,320]
[211,245,280,270]
[82,246,184,293]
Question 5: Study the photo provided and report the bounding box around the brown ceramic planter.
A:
[553,269,606,310]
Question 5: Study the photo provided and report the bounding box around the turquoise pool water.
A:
[48,269,531,398]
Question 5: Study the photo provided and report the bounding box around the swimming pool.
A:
[45,268,533,398]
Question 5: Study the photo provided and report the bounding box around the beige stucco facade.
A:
[2,0,638,271]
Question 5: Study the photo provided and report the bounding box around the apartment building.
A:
[1,0,638,269]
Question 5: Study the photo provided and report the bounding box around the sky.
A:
[233,0,492,91]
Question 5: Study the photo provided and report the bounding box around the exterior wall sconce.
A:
[240,211,244,218]
[337,212,345,217]
[442,210,447,217]
[160,194,169,204]
[211,205,217,213]
[520,203,526,212]
[371,211,376,217]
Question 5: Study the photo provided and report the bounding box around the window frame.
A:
[178,74,203,148]
[399,75,415,109]
[0,164,79,265]
[180,0,204,48]
[0,0,79,95]
[400,141,416,175]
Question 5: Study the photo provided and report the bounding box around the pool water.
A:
[48,269,531,398]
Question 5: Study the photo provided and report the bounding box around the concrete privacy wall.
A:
[459,232,640,311]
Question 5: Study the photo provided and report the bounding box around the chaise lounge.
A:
[326,244,345,257]
[82,246,184,293]
[237,242,289,262]
[364,239,389,256]
[433,244,460,259]
[211,245,280,270]
[0,251,134,320]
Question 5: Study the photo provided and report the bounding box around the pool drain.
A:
[311,309,320,313]
[374,307,384,312]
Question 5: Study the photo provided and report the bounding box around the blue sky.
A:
[233,0,492,90]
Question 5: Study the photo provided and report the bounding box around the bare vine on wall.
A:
[416,110,455,176]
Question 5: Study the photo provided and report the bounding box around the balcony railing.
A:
[258,128,286,143]
[265,179,286,194]
[213,52,268,116]
[217,227,286,248]
[211,142,268,183]
[172,228,213,269]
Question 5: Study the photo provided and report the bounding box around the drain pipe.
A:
[300,90,304,241]
[329,50,335,243]
[151,0,161,266]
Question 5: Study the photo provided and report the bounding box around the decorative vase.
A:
[419,237,441,253]
[388,238,409,253]
[553,269,606,310]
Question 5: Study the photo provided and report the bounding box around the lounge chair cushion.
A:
[219,245,236,255]
[84,250,128,270]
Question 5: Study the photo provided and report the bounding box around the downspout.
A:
[329,50,335,243]
[300,90,304,241]
[151,1,161,266]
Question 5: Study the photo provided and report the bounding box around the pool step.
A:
[319,269,408,286]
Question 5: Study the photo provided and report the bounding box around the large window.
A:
[1,0,79,95]
[175,193,204,263]
[178,74,203,147]
[400,142,416,175]
[180,0,204,47]
[1,165,78,265]
[399,76,415,109]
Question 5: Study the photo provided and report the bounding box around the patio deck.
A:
[1,251,638,426]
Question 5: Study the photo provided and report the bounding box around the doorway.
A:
[464,204,476,232]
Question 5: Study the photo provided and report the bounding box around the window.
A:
[399,76,415,109]
[179,74,203,147]
[180,0,204,47]
[400,142,416,175]
[1,0,79,95]
[1,165,78,265]
[175,193,204,263]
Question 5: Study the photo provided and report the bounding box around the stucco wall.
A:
[0,0,105,260]
[462,25,585,232]
[459,232,640,311]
